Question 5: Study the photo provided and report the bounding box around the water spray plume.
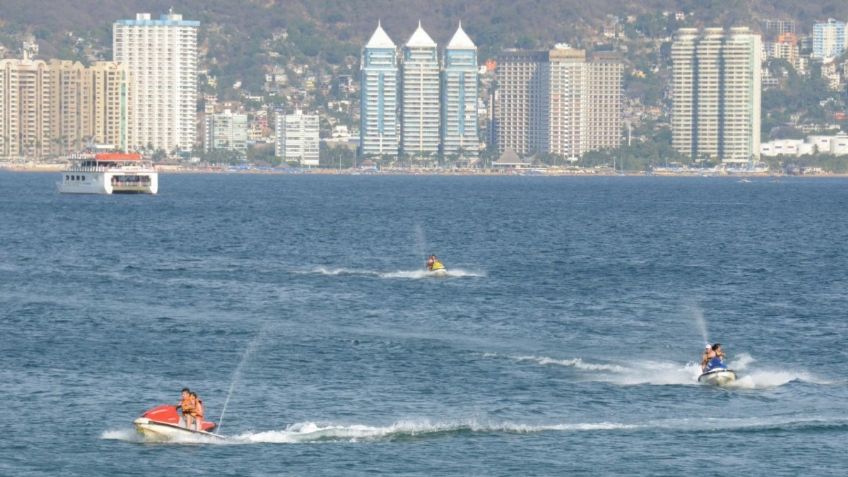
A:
[217,324,268,434]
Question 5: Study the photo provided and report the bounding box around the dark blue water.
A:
[2,172,847,476]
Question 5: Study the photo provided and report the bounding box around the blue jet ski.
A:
[698,357,737,386]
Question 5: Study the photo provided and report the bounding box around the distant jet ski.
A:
[426,256,448,277]
[698,356,737,386]
[134,404,224,441]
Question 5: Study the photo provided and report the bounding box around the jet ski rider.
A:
[427,255,444,271]
[702,343,727,372]
[190,391,204,431]
[177,388,196,429]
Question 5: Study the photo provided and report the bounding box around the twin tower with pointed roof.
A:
[360,21,479,160]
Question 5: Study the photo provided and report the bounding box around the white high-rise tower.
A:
[441,22,479,159]
[672,27,761,164]
[113,11,199,153]
[360,21,399,158]
[401,21,440,160]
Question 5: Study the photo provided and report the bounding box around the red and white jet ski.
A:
[134,404,223,441]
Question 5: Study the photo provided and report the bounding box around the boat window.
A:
[82,176,86,181]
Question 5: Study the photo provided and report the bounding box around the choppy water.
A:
[1,172,847,476]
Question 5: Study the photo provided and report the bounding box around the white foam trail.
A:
[500,353,828,388]
[303,266,485,279]
[102,416,848,445]
[231,419,638,443]
[514,355,626,372]
[379,269,486,279]
[101,429,144,442]
[305,267,378,277]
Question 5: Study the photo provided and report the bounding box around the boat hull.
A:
[428,268,448,277]
[133,417,223,441]
[698,369,737,386]
[58,171,158,195]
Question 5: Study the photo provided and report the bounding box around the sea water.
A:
[1,173,846,476]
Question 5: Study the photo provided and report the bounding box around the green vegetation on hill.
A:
[2,0,848,89]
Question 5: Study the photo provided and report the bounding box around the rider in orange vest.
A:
[190,392,204,431]
[178,388,196,429]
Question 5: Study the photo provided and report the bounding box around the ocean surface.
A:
[1,172,847,476]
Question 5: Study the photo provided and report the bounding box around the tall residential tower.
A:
[672,27,761,164]
[113,11,199,153]
[495,46,622,158]
[441,22,479,158]
[360,22,399,158]
[401,22,440,159]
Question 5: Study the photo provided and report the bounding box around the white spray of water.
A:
[687,302,710,345]
[413,223,428,265]
[217,325,268,434]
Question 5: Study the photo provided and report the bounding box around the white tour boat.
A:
[57,152,158,195]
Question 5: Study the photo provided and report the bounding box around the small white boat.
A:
[698,368,737,386]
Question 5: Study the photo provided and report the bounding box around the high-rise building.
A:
[204,109,247,154]
[672,27,761,164]
[495,50,546,156]
[360,21,399,158]
[401,22,440,159]
[0,54,51,159]
[113,11,199,153]
[49,60,129,154]
[584,52,624,153]
[441,22,479,159]
[540,45,586,158]
[763,19,796,38]
[276,109,319,167]
[495,46,621,158]
[812,19,846,59]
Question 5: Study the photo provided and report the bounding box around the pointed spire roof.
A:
[447,21,476,49]
[406,20,437,48]
[366,20,396,49]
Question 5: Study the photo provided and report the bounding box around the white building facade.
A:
[360,22,399,158]
[276,110,319,167]
[812,19,846,60]
[441,22,479,159]
[204,109,247,154]
[113,11,199,153]
[672,27,761,164]
[401,22,440,160]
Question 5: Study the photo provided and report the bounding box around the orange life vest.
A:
[180,395,195,413]
[193,399,204,419]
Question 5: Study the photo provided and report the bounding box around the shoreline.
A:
[2,163,846,178]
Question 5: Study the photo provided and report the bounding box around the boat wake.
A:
[500,353,829,388]
[303,267,485,279]
[101,415,848,445]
